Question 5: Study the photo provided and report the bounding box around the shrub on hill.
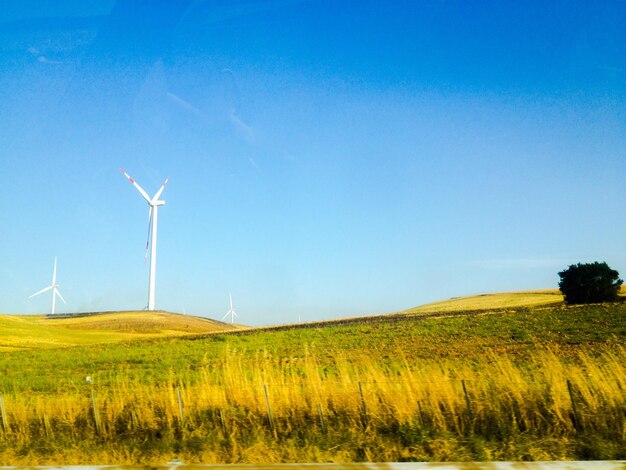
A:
[558,262,623,304]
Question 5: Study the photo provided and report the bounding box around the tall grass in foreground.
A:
[0,345,624,464]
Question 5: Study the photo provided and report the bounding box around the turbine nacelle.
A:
[151,200,165,207]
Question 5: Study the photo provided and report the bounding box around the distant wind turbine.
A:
[120,168,168,311]
[222,292,238,323]
[29,257,66,315]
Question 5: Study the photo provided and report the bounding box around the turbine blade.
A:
[153,177,169,201]
[144,206,153,263]
[52,257,57,285]
[229,292,233,309]
[221,312,230,321]
[29,285,53,298]
[119,168,151,203]
[55,288,66,304]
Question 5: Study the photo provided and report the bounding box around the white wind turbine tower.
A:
[120,168,168,311]
[29,257,66,315]
[222,292,238,323]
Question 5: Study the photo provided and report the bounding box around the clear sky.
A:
[1,1,625,325]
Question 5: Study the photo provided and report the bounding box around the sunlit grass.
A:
[404,290,564,313]
[0,297,624,463]
[405,286,626,315]
[0,311,239,351]
[0,342,623,464]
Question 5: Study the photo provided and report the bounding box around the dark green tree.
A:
[558,262,623,304]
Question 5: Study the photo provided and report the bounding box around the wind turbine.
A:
[29,257,66,315]
[120,168,168,311]
[222,292,238,323]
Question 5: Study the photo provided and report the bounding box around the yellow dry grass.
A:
[404,290,564,314]
[0,311,240,351]
[0,297,624,463]
[0,344,623,464]
[407,285,626,314]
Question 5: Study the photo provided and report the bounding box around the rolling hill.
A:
[2,287,623,351]
[0,290,624,463]
[0,310,243,351]
[403,289,564,313]
[402,285,626,315]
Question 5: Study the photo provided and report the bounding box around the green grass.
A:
[0,294,624,463]
[1,301,624,392]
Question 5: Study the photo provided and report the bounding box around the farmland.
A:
[0,295,624,464]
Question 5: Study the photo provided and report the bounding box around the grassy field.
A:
[0,295,624,464]
[404,289,564,313]
[0,311,241,351]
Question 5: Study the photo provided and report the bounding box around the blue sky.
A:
[1,1,625,325]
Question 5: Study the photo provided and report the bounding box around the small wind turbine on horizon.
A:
[29,257,66,315]
[120,168,168,311]
[222,292,238,323]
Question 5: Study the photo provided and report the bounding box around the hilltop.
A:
[397,286,626,316]
[404,289,564,313]
[0,310,243,351]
